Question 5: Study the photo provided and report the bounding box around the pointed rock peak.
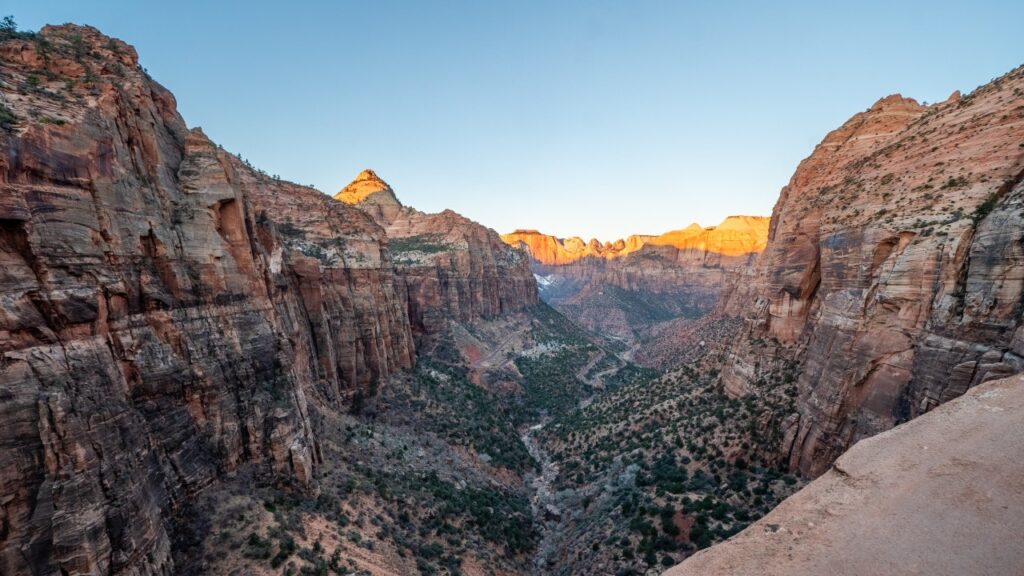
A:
[334,169,401,207]
[354,169,386,184]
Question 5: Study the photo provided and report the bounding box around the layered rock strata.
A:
[0,25,415,575]
[720,70,1024,476]
[501,217,769,341]
[336,170,538,336]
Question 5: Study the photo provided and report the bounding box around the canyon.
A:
[0,20,1022,576]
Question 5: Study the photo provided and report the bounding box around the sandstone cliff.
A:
[0,25,415,575]
[588,216,769,293]
[720,68,1024,476]
[665,374,1024,576]
[501,216,768,267]
[501,217,769,347]
[500,229,652,265]
[336,171,538,336]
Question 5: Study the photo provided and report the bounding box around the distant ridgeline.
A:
[501,216,770,355]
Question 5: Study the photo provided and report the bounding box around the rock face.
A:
[502,217,769,345]
[500,230,653,265]
[720,68,1024,476]
[336,172,538,336]
[0,25,414,575]
[586,216,769,293]
[665,374,1024,576]
[501,216,768,267]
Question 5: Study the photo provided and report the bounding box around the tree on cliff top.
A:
[0,15,33,42]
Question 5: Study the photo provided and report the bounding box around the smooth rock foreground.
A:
[666,374,1024,576]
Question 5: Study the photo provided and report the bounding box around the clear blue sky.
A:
[15,1,1024,240]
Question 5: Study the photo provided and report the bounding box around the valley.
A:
[0,18,1022,576]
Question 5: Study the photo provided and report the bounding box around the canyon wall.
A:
[0,25,417,575]
[336,170,539,336]
[721,69,1024,476]
[502,217,768,342]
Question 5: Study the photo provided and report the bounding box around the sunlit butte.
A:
[501,215,770,265]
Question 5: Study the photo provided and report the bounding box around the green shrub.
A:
[389,234,448,255]
[0,15,33,41]
[972,192,1000,224]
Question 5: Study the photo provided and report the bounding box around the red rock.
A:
[0,25,415,575]
[501,217,769,343]
[720,66,1024,476]
[336,172,539,336]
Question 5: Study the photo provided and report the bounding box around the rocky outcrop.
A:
[665,374,1024,576]
[502,217,769,344]
[334,168,404,224]
[0,25,414,575]
[336,172,538,336]
[721,67,1024,476]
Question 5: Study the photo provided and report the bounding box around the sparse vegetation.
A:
[532,356,804,573]
[0,15,34,42]
[0,103,17,130]
[972,191,1001,224]
[942,176,968,189]
[389,234,449,255]
[514,347,594,423]
[389,364,536,471]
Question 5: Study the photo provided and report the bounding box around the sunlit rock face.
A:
[500,229,653,265]
[0,25,415,575]
[501,216,769,266]
[337,172,539,336]
[334,168,404,224]
[720,68,1024,476]
[500,217,769,344]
